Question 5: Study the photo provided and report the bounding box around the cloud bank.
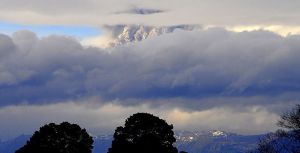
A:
[0,100,279,139]
[1,28,300,138]
[1,0,300,27]
[1,29,300,104]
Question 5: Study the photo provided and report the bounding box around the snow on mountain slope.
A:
[0,131,263,153]
[175,131,263,153]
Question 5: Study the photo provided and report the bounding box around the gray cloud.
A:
[0,29,300,106]
[115,7,165,15]
[1,28,300,138]
[0,99,280,139]
[0,34,15,58]
[1,0,300,26]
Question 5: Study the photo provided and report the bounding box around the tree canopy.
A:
[278,105,300,139]
[15,122,94,153]
[107,113,179,153]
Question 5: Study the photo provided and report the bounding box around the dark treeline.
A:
[15,113,187,153]
[15,105,300,153]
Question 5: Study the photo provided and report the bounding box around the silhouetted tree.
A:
[253,105,300,153]
[107,113,180,153]
[15,122,94,153]
[278,105,300,139]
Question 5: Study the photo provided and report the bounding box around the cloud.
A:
[0,29,300,106]
[1,0,300,27]
[86,24,201,48]
[0,34,15,58]
[0,100,280,139]
[2,0,300,138]
[228,25,300,36]
[115,7,165,15]
[0,28,300,137]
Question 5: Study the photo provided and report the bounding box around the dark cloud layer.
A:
[0,29,300,107]
[1,29,300,138]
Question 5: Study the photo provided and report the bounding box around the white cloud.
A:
[1,0,300,27]
[227,25,300,36]
[81,36,113,49]
[0,99,280,139]
[166,106,278,134]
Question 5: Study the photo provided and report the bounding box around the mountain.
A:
[0,135,29,153]
[104,24,201,47]
[175,130,263,153]
[93,135,113,153]
[0,131,263,153]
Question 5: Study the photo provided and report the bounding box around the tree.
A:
[107,113,181,153]
[15,122,94,153]
[278,105,300,139]
[253,105,300,153]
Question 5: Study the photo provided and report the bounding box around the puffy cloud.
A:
[84,24,201,48]
[228,25,300,36]
[12,30,38,53]
[0,29,300,105]
[0,28,300,138]
[0,34,15,58]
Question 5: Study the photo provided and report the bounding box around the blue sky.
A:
[0,22,101,38]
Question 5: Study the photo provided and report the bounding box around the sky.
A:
[0,0,300,140]
[0,22,101,38]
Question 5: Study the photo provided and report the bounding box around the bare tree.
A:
[252,105,300,153]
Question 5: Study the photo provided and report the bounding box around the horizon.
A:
[2,128,264,141]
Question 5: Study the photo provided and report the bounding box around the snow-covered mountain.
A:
[175,130,233,143]
[175,130,263,153]
[0,130,263,153]
[104,24,201,47]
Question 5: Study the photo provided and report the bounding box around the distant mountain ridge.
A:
[0,130,264,153]
[175,130,263,153]
[0,135,29,153]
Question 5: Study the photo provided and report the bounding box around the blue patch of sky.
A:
[0,22,102,38]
